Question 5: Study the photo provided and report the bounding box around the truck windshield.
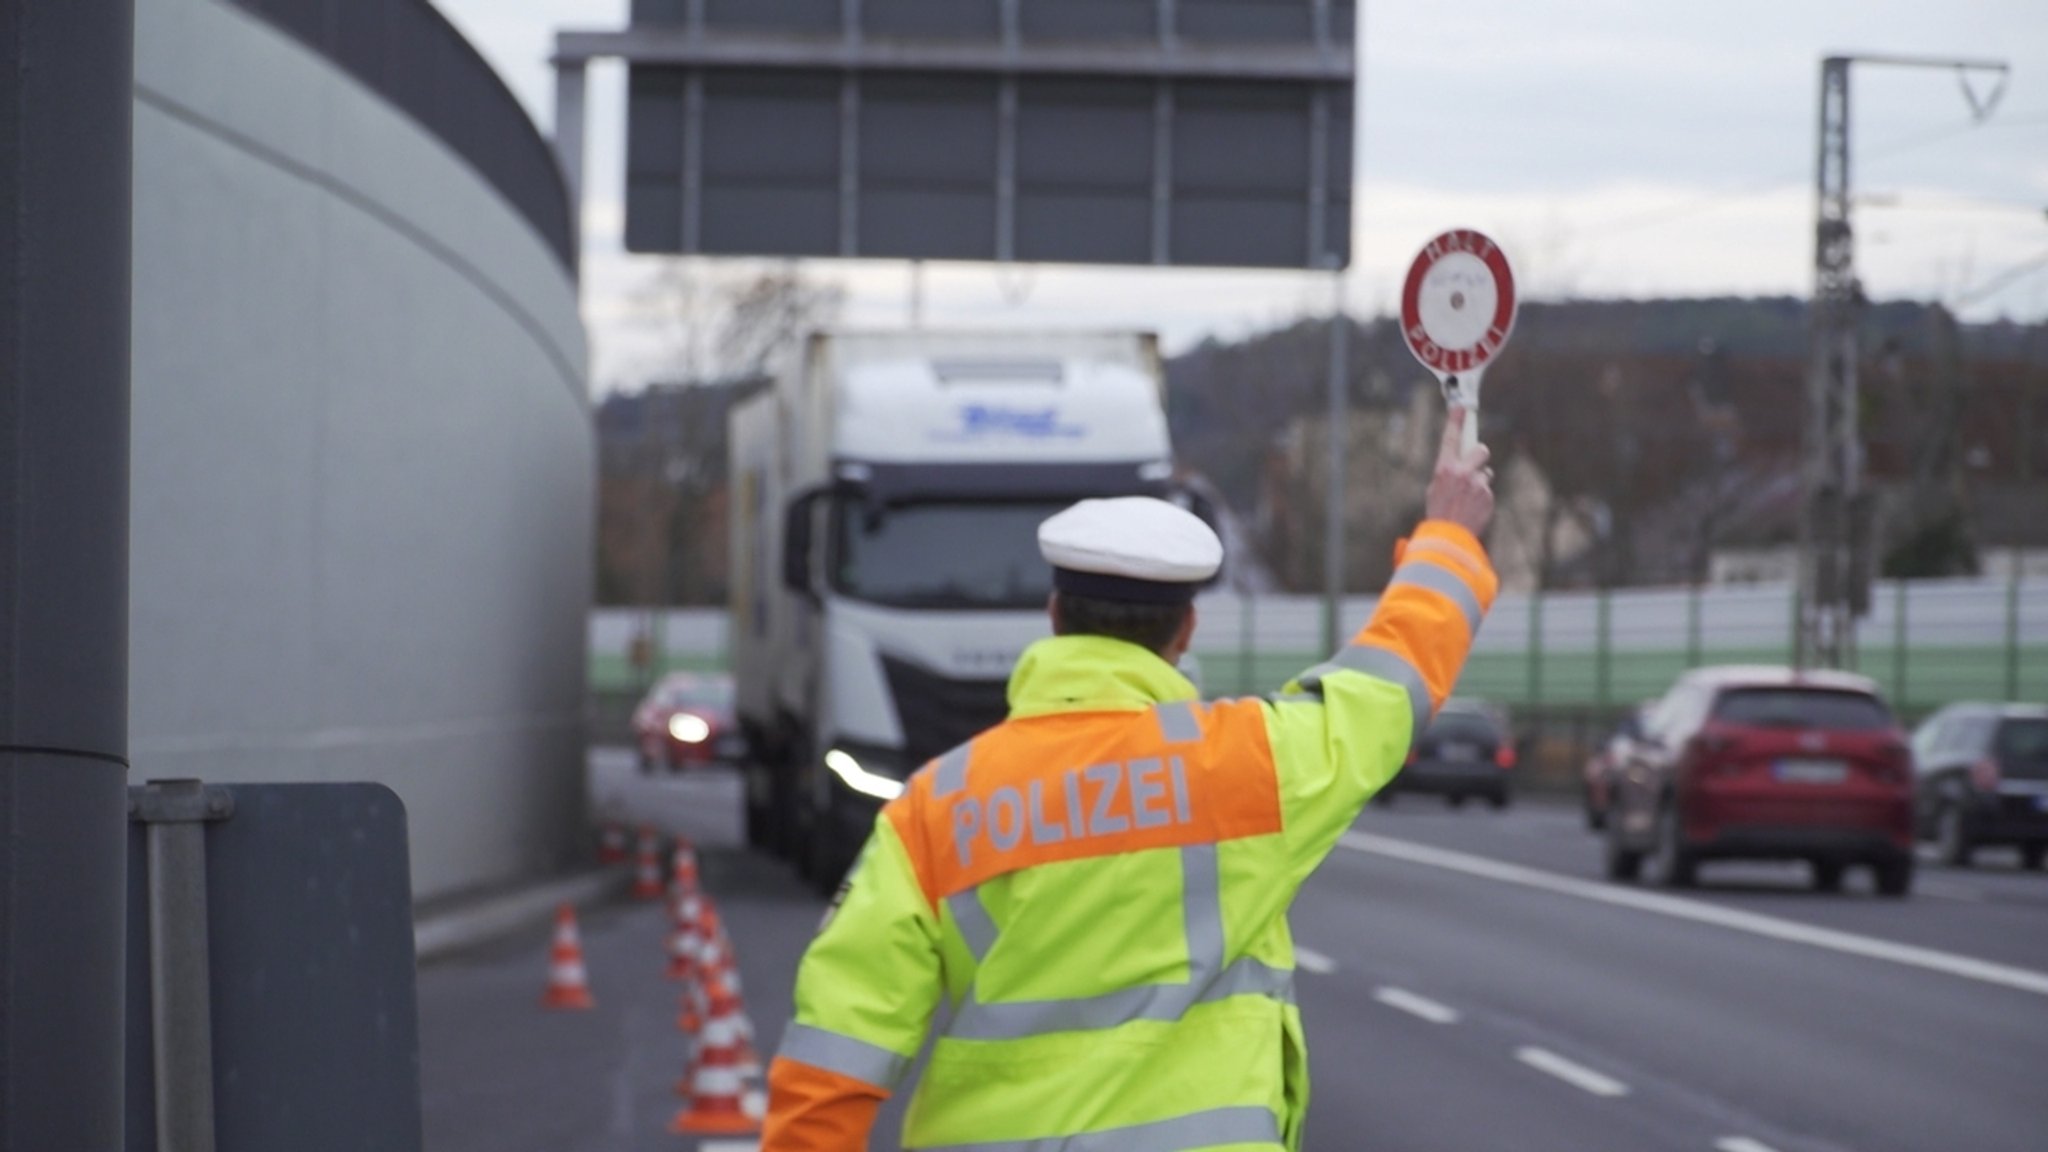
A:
[833,500,1064,609]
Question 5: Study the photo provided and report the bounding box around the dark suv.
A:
[1606,666,1914,895]
[1910,703,2048,869]
[1381,699,1515,809]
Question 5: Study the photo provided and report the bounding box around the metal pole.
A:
[1527,591,1544,712]
[550,59,588,211]
[1,2,135,1149]
[1321,270,1349,654]
[134,781,234,1152]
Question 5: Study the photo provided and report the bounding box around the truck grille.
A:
[880,655,1011,766]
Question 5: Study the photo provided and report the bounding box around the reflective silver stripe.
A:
[1180,844,1222,975]
[949,889,999,963]
[1295,644,1431,740]
[918,1104,1282,1152]
[1153,700,1203,744]
[948,978,1184,1039]
[1203,955,1296,1005]
[947,956,1294,1041]
[776,1022,912,1090]
[1404,536,1485,581]
[1389,560,1483,637]
[932,742,973,797]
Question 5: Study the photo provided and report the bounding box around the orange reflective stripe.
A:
[1408,521,1498,603]
[1400,540,1495,610]
[1345,521,1497,712]
[890,701,1282,903]
[764,1057,887,1152]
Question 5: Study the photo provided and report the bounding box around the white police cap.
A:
[1038,497,1223,605]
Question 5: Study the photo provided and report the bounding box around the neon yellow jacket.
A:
[765,520,1497,1151]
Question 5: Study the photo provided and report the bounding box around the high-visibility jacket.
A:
[765,520,1497,1151]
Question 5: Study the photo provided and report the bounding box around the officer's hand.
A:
[1425,407,1494,537]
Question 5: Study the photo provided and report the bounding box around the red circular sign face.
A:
[1400,229,1517,377]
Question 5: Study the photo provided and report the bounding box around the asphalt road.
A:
[416,751,2048,1152]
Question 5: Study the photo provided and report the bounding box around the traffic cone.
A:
[539,904,596,1011]
[693,922,758,1076]
[669,842,701,900]
[675,986,704,1037]
[631,826,665,900]
[666,892,704,983]
[597,822,628,865]
[669,971,765,1131]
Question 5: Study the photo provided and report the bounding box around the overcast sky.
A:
[433,1,2048,393]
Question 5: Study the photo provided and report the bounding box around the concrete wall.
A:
[129,0,593,901]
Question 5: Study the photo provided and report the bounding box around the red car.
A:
[1605,666,1914,896]
[632,673,743,774]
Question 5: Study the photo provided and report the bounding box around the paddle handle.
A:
[1442,371,1484,454]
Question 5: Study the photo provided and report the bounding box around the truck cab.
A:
[729,331,1180,889]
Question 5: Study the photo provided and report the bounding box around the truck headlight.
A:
[668,714,711,743]
[824,748,905,801]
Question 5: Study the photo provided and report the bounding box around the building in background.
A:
[129,0,591,902]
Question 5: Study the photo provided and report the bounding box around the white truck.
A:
[728,330,1189,890]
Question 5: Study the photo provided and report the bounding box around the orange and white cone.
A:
[539,904,596,1011]
[693,926,758,1076]
[670,972,766,1129]
[666,892,704,983]
[668,842,701,901]
[597,822,629,865]
[631,826,665,900]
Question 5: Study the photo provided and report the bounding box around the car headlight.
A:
[668,713,711,743]
[824,748,906,801]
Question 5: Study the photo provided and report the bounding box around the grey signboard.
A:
[603,0,1355,268]
[125,784,423,1152]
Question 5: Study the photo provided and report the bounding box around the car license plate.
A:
[1774,758,1846,784]
[1438,743,1478,762]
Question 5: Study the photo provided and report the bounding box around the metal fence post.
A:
[1595,588,1612,709]
[1893,581,1909,711]
[1686,583,1703,669]
[2005,552,2022,701]
[1527,590,1544,711]
[1238,591,1256,697]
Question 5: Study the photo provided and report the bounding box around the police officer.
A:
[764,408,1497,1151]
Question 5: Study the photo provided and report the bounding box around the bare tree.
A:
[631,260,846,386]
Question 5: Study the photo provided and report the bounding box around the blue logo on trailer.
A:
[937,404,1085,440]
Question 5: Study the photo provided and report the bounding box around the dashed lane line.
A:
[1715,1138,1782,1152]
[1372,986,1461,1024]
[700,1143,759,1152]
[1338,830,2048,999]
[1296,946,1338,975]
[1514,1046,1631,1098]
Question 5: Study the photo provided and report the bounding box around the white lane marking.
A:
[1373,986,1460,1024]
[700,1143,759,1152]
[1296,946,1338,975]
[1716,1138,1782,1152]
[1515,1046,1631,1097]
[1338,830,2048,999]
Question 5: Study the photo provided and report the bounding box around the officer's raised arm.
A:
[1267,407,1499,874]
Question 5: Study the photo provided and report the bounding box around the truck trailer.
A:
[728,329,1182,890]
